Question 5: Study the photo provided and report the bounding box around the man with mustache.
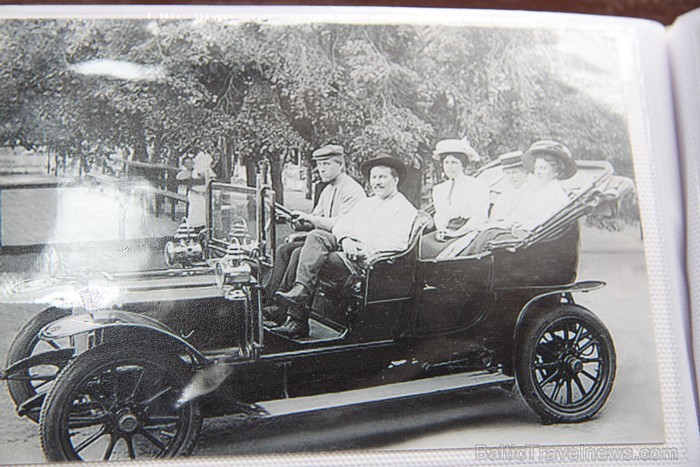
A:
[273,152,418,338]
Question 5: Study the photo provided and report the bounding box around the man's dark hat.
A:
[312,144,345,161]
[522,140,577,180]
[360,152,407,180]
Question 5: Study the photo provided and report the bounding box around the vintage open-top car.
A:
[2,160,618,461]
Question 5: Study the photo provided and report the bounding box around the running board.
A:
[257,370,514,418]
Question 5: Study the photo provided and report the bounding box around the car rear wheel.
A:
[5,307,72,422]
[40,345,202,462]
[515,304,616,423]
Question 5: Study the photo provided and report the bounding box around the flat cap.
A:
[312,144,345,160]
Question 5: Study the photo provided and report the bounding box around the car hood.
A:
[40,309,176,340]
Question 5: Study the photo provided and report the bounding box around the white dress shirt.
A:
[333,192,417,255]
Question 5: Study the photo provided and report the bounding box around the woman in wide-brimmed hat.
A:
[439,140,578,258]
[507,140,577,231]
[421,138,490,258]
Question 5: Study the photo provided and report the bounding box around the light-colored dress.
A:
[490,183,534,223]
[431,173,490,232]
[420,173,490,258]
[507,180,569,231]
[436,179,570,258]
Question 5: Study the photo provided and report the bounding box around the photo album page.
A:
[0,5,697,466]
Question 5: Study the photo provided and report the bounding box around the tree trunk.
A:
[132,118,150,164]
[244,157,257,188]
[305,158,313,200]
[231,140,239,180]
[268,152,284,205]
[78,149,85,177]
[220,136,232,182]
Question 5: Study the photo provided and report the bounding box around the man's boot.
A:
[263,304,285,325]
[273,315,309,339]
[276,283,311,305]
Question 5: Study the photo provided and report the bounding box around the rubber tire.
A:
[5,307,71,422]
[515,304,616,424]
[40,345,202,462]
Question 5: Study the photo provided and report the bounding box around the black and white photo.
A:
[0,6,694,465]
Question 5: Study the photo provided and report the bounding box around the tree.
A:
[0,17,634,207]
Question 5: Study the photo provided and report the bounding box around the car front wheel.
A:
[515,304,616,424]
[40,345,202,462]
[5,307,72,422]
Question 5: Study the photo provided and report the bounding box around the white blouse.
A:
[432,174,490,231]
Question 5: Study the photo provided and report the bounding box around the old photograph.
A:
[0,8,668,463]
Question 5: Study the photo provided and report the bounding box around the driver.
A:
[273,153,418,338]
[264,144,366,320]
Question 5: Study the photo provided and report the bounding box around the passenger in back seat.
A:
[420,138,490,258]
[438,140,577,258]
[489,150,532,223]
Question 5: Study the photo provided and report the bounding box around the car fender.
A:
[40,309,209,366]
[1,348,74,381]
[512,280,606,337]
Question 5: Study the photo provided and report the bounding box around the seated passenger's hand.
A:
[435,230,448,242]
[292,211,310,222]
[291,211,315,231]
[341,238,367,262]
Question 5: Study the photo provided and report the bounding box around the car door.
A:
[404,256,493,337]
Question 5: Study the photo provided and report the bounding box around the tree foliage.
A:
[0,18,634,202]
